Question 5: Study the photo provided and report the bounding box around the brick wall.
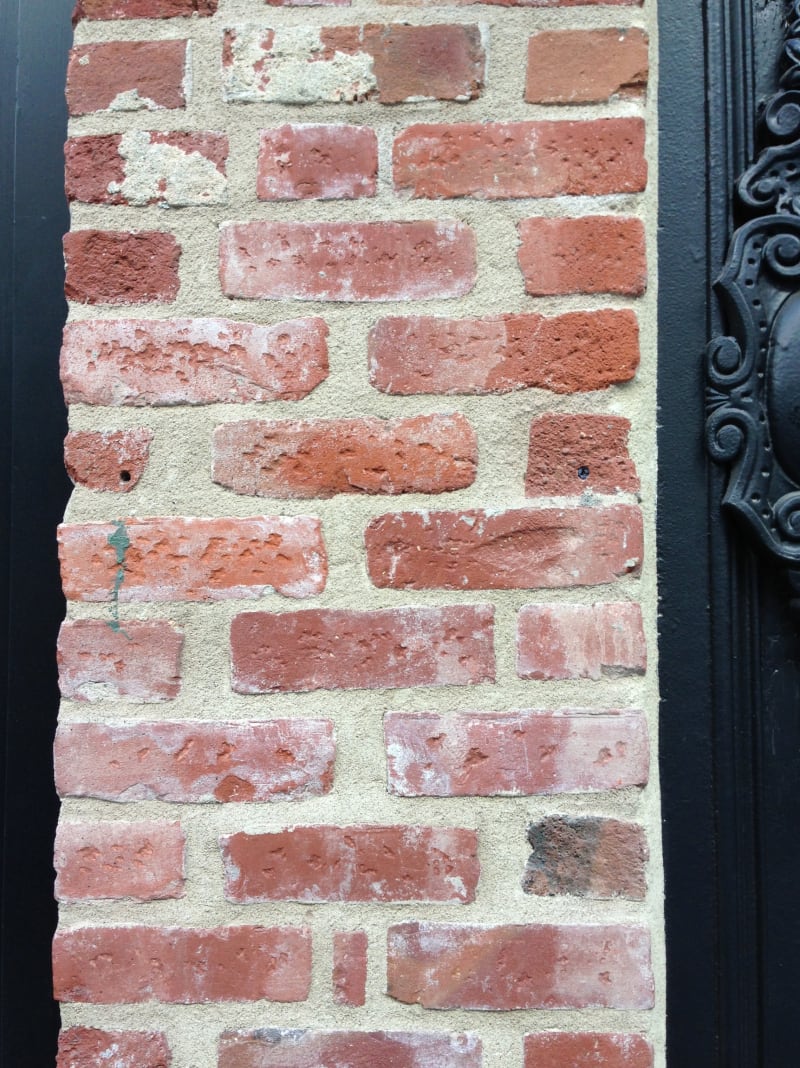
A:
[56,0,662,1065]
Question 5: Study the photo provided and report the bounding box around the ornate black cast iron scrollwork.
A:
[707,0,800,603]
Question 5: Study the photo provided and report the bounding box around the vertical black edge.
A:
[1,0,73,1061]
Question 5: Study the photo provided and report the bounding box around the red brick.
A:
[57,619,183,702]
[393,118,646,199]
[58,1028,171,1068]
[212,414,477,499]
[231,605,495,693]
[524,1033,654,1068]
[368,311,640,395]
[65,132,228,207]
[54,720,335,803]
[73,0,216,21]
[526,414,639,497]
[222,826,479,903]
[64,429,153,492]
[384,709,649,796]
[219,221,476,302]
[54,821,185,902]
[218,1030,482,1068]
[365,506,643,590]
[518,217,647,297]
[526,28,649,104]
[333,932,368,1007]
[66,41,188,116]
[387,922,654,1010]
[58,515,326,603]
[258,124,377,201]
[64,231,180,305]
[61,317,328,406]
[523,816,647,899]
[517,603,646,680]
[53,925,311,1003]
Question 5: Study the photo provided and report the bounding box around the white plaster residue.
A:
[108,89,160,113]
[111,131,227,207]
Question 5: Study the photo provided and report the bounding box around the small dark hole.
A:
[119,470,131,483]
[577,466,590,480]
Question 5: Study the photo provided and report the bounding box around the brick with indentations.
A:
[212,414,477,498]
[57,1028,172,1068]
[524,1033,654,1068]
[526,414,639,497]
[218,1031,482,1067]
[517,603,646,680]
[219,221,476,302]
[64,429,153,492]
[73,0,216,21]
[258,125,377,200]
[518,217,646,297]
[369,311,639,395]
[231,605,495,693]
[385,709,649,796]
[387,922,654,1009]
[524,816,647,899]
[53,925,311,1003]
[54,720,335,803]
[64,231,180,305]
[333,932,368,1006]
[394,118,646,199]
[57,619,183,702]
[66,41,188,116]
[526,28,649,104]
[61,318,328,406]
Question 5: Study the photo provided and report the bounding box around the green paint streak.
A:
[107,520,131,639]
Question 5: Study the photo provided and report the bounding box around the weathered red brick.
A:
[64,231,181,305]
[524,1033,654,1068]
[517,603,646,680]
[518,217,647,297]
[57,1028,172,1068]
[53,925,311,1003]
[219,221,476,302]
[365,506,643,590]
[333,932,368,1007]
[394,118,646,199]
[222,24,484,104]
[58,516,326,602]
[368,311,640,395]
[258,125,377,200]
[64,429,153,492]
[218,1030,482,1068]
[65,132,228,207]
[55,821,185,902]
[212,414,477,499]
[66,41,187,116]
[73,0,216,22]
[526,414,639,496]
[231,605,495,693]
[523,816,647,899]
[57,619,183,702]
[61,318,328,406]
[387,922,654,1010]
[526,28,649,104]
[55,720,335,803]
[222,826,479,903]
[385,709,649,796]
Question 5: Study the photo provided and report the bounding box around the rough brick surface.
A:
[55,821,185,902]
[64,231,181,305]
[57,1028,172,1068]
[66,41,188,116]
[518,217,647,297]
[212,414,477,498]
[53,925,311,1003]
[73,0,216,21]
[258,125,377,201]
[385,709,649,796]
[218,1031,482,1068]
[55,720,335,803]
[219,221,476,302]
[394,118,646,199]
[523,816,648,899]
[387,922,654,1010]
[365,506,643,590]
[231,605,495,693]
[525,28,649,104]
[524,1033,654,1068]
[61,318,328,406]
[64,429,153,492]
[58,515,326,602]
[222,24,484,104]
[57,619,183,702]
[222,826,479,903]
[369,310,640,395]
[525,414,639,497]
[517,602,646,680]
[333,932,368,1006]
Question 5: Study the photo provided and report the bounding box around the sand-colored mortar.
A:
[59,0,663,1064]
